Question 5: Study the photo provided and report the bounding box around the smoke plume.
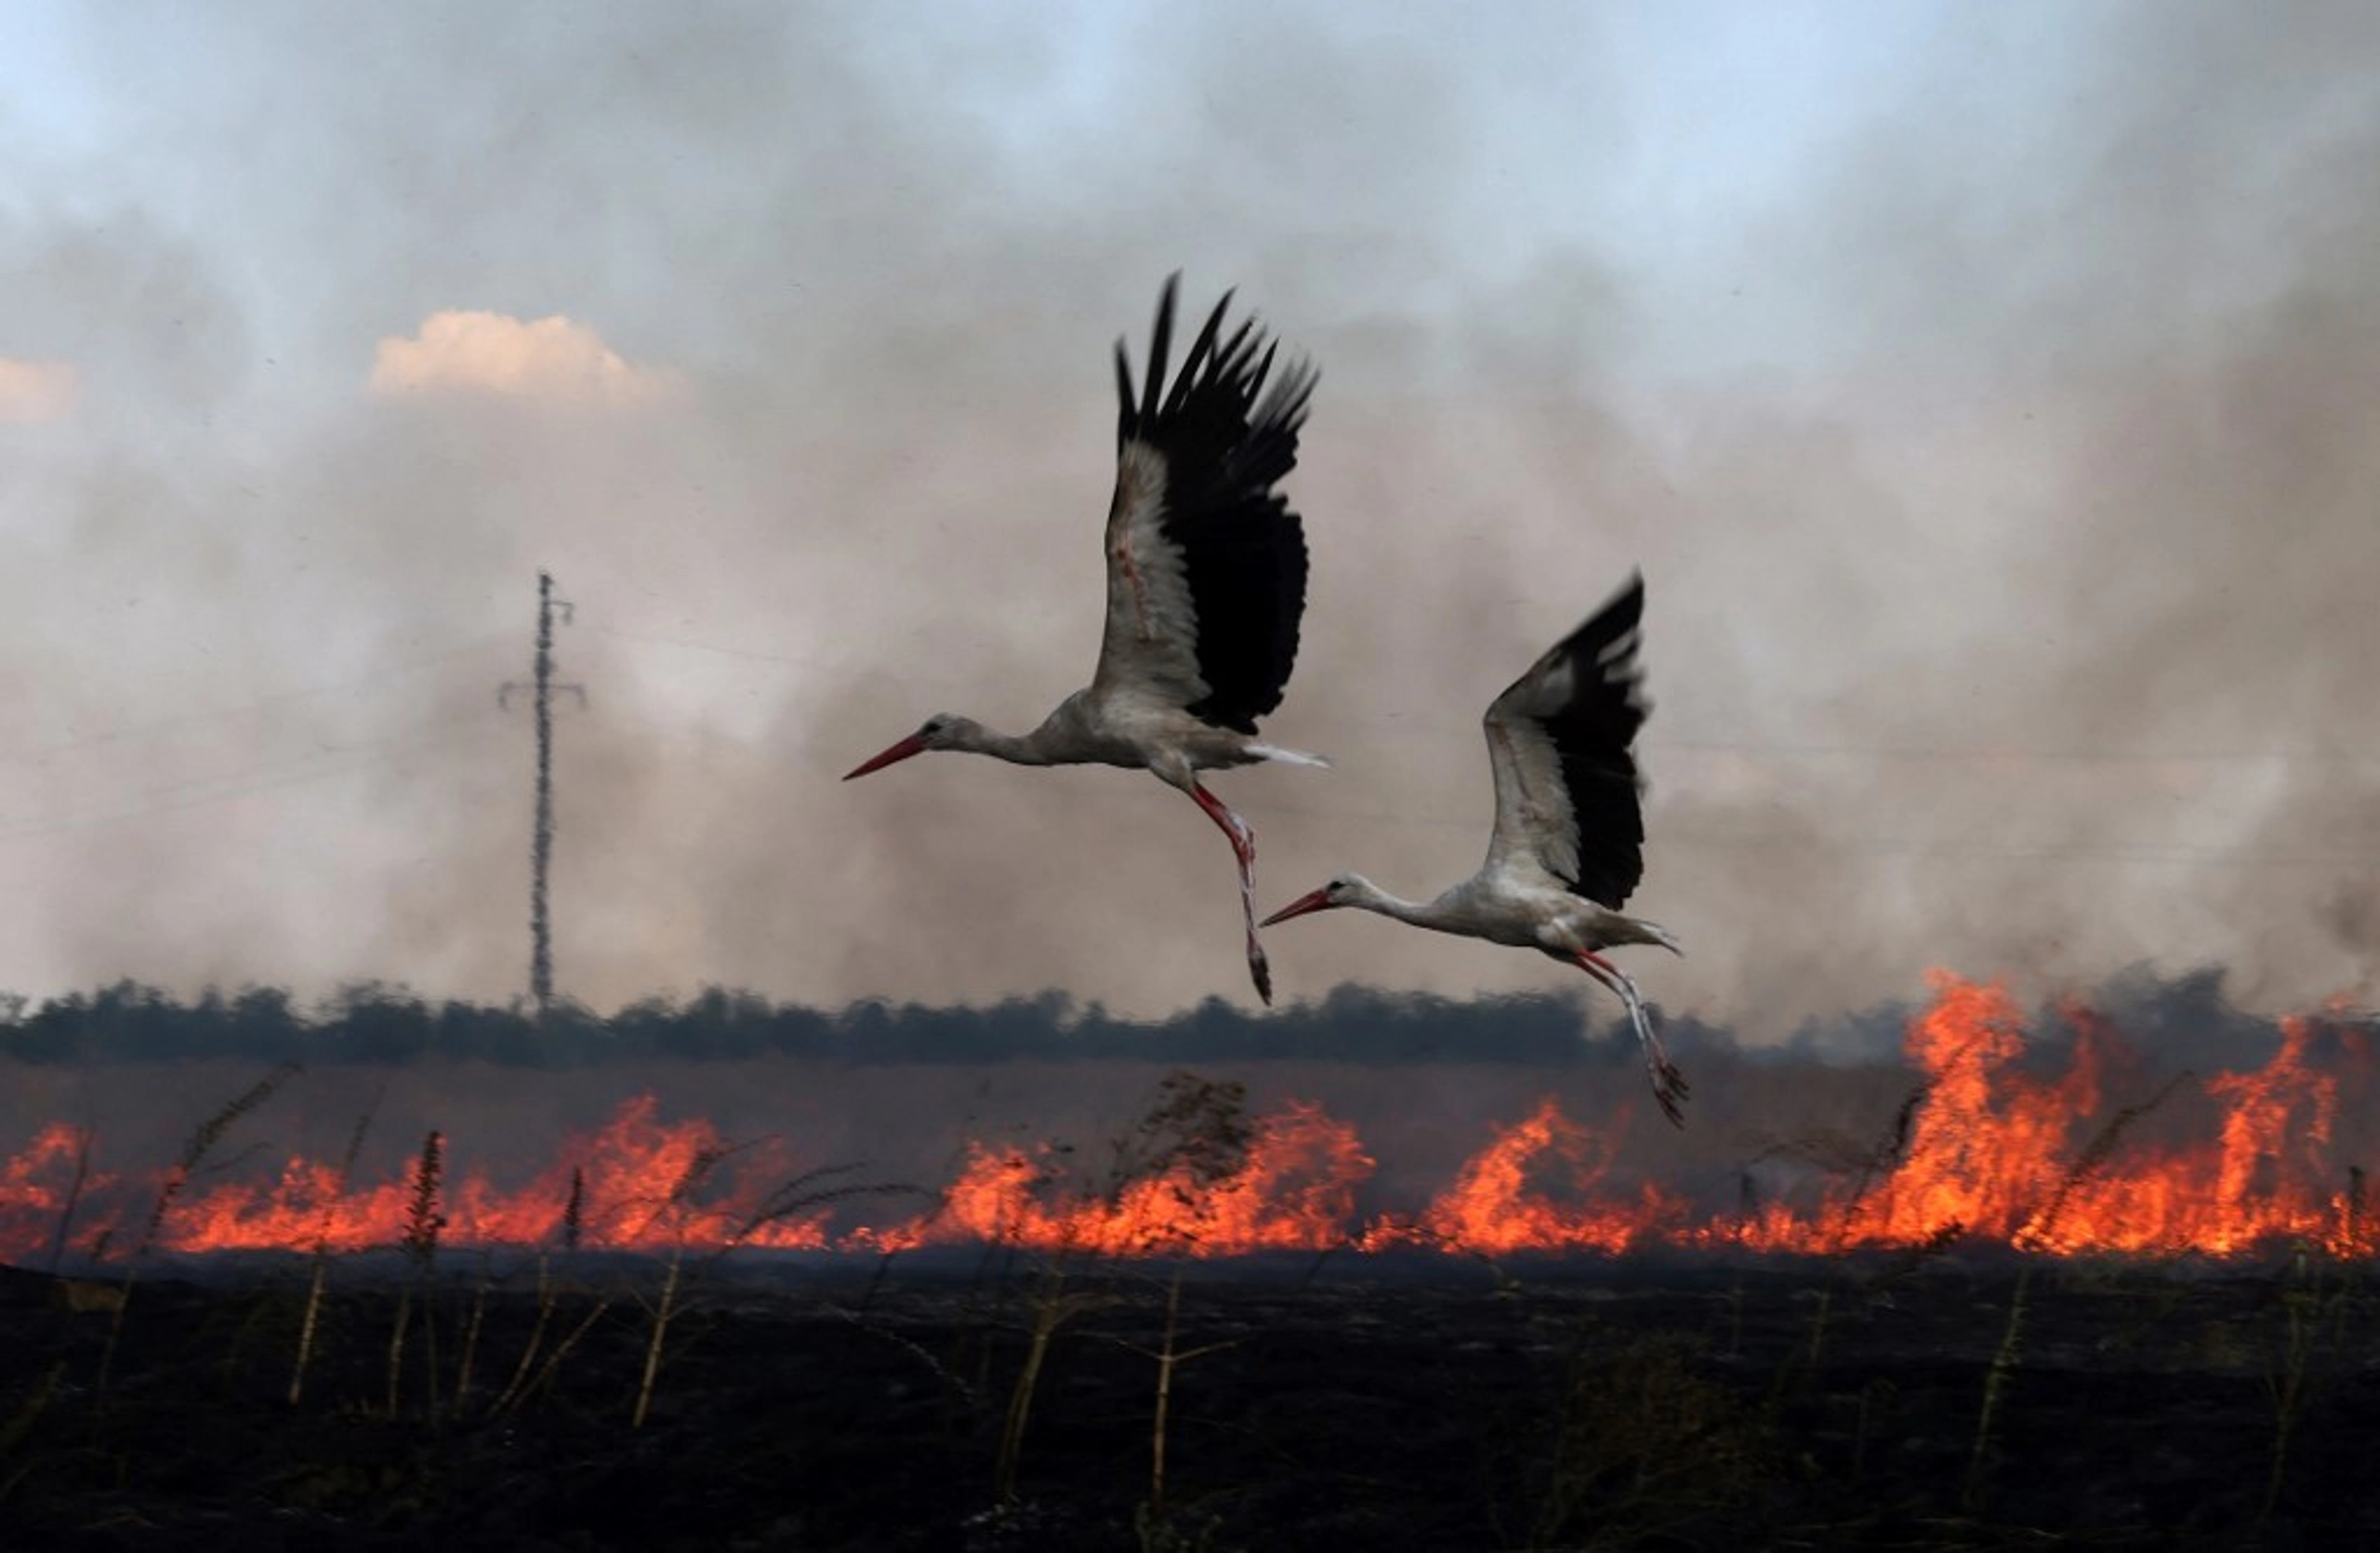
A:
[1,4,2376,1041]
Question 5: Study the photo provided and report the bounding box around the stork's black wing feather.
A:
[1482,574,1651,909]
[1108,275,1317,733]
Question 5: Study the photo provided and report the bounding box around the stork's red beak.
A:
[1261,888,1336,927]
[843,733,927,781]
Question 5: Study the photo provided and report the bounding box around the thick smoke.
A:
[1,4,2376,1040]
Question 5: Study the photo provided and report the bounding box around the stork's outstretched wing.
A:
[1479,573,1650,908]
[1091,274,1317,733]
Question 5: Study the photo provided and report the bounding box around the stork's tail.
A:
[1609,914,1683,956]
[1245,743,1330,769]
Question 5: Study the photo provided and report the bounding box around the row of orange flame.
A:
[2,975,2371,1265]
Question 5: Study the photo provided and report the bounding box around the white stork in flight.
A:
[1261,573,1691,1124]
[845,274,1323,1004]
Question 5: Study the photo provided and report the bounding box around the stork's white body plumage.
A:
[846,275,1322,1002]
[1263,574,1690,1123]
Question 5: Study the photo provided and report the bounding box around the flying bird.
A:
[1260,573,1690,1124]
[845,274,1323,1004]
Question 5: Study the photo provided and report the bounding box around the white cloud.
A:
[367,311,681,405]
[0,357,77,422]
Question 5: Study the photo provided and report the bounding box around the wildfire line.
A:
[3,976,2368,1265]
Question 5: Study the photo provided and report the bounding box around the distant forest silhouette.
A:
[0,965,2306,1070]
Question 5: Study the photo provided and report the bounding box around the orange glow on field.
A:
[1,973,2372,1267]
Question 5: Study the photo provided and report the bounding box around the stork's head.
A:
[1261,872,1371,926]
[842,713,980,779]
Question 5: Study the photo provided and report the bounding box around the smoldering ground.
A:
[2,4,2378,1041]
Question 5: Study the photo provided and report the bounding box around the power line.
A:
[1644,738,2380,767]
[0,694,2362,879]
[588,622,837,669]
[0,709,504,844]
[0,631,516,769]
[586,623,2380,770]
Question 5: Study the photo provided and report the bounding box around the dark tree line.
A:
[0,963,2320,1070]
[0,979,1747,1069]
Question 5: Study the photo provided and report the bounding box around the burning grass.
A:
[3,972,2368,1268]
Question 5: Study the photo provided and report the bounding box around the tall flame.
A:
[1364,1097,1686,1255]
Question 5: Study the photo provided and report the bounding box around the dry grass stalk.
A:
[716,1161,912,1255]
[451,1255,492,1421]
[996,1072,1250,1510]
[1963,1267,2030,1512]
[41,1125,94,1276]
[2255,1218,2367,1531]
[496,1294,615,1417]
[994,1256,1111,1506]
[98,1063,300,1399]
[1756,1083,1939,1410]
[0,1360,65,1507]
[1966,1069,2186,1512]
[631,1146,724,1429]
[288,1099,377,1407]
[386,1130,446,1419]
[2260,1242,2320,1524]
[1126,1270,1237,1520]
[1525,1335,1769,1550]
[2014,1070,2190,1253]
[494,1166,584,1415]
[628,1148,920,1428]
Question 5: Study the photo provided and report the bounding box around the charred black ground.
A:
[3,1250,2373,1551]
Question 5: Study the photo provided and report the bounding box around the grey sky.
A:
[2,2,2376,1038]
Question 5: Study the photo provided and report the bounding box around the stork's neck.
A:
[950,721,1058,766]
[1341,877,1446,930]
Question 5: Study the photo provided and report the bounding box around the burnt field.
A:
[3,1250,2375,1551]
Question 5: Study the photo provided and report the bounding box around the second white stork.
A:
[845,274,1323,1003]
[1260,573,1691,1124]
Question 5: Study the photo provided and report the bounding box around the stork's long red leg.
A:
[1576,949,1689,1127]
[1190,782,1272,1005]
